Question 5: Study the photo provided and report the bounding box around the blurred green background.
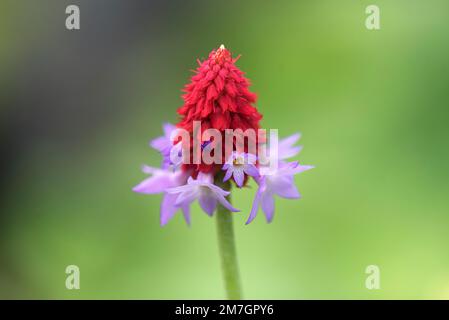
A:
[1,0,449,299]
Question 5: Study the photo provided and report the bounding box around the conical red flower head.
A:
[177,45,262,132]
[177,45,263,175]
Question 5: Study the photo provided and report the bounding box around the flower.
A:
[177,45,262,176]
[222,152,259,188]
[133,46,313,302]
[133,45,312,226]
[246,161,314,224]
[245,133,313,224]
[133,165,191,226]
[167,173,239,215]
[150,123,182,169]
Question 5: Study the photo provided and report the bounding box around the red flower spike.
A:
[177,45,263,176]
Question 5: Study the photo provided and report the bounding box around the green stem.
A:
[215,179,242,300]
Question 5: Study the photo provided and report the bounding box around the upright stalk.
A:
[215,178,242,300]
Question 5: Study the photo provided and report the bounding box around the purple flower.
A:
[222,152,259,188]
[160,192,191,226]
[167,172,239,216]
[133,165,191,226]
[135,123,312,226]
[246,161,313,224]
[150,123,182,169]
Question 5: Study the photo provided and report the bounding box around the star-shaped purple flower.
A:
[244,133,313,224]
[150,123,183,169]
[133,165,191,226]
[222,152,259,188]
[246,161,313,224]
[167,172,239,216]
[134,124,312,225]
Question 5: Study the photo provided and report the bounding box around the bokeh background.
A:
[1,0,449,299]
